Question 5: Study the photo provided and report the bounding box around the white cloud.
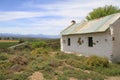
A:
[0,0,119,21]
[0,0,120,35]
[31,0,120,18]
[0,11,44,21]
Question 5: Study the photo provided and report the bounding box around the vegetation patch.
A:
[0,42,18,48]
[84,55,109,69]
[0,39,120,80]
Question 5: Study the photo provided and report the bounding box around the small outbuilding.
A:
[60,13,120,62]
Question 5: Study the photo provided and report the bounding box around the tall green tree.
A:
[86,5,120,21]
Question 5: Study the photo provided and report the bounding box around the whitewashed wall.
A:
[112,18,120,62]
[61,30,112,59]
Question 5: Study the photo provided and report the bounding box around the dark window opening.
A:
[88,37,93,47]
[112,37,115,41]
[77,37,81,45]
[68,38,71,46]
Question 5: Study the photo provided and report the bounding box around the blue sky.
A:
[0,0,120,35]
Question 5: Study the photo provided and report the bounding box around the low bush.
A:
[85,55,109,69]
[56,52,76,59]
[49,59,63,67]
[0,74,6,80]
[10,64,25,72]
[19,39,25,43]
[47,39,60,51]
[12,72,30,80]
[41,63,56,80]
[31,48,49,57]
[96,63,120,76]
[9,56,28,65]
[31,41,47,49]
[63,68,105,80]
[65,58,82,68]
[0,53,9,61]
[57,75,68,80]
[29,61,42,71]
[0,61,13,72]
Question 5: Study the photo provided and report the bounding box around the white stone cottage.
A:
[60,13,120,62]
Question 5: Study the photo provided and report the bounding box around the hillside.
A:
[0,33,60,39]
[0,39,120,80]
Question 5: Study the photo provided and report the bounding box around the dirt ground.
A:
[105,76,120,80]
[29,72,44,80]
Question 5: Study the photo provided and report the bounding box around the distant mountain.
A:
[0,33,60,39]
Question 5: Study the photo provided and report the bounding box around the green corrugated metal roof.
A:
[61,13,120,35]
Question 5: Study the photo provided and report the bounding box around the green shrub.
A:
[30,59,50,71]
[10,64,26,72]
[12,72,30,80]
[63,69,105,80]
[9,56,28,65]
[47,39,60,51]
[49,59,62,67]
[32,41,47,49]
[96,63,120,76]
[0,61,13,72]
[0,53,9,61]
[42,65,54,73]
[0,74,6,80]
[29,60,45,71]
[85,55,109,69]
[57,75,68,80]
[31,48,48,57]
[64,70,84,79]
[56,52,75,59]
[19,39,25,43]
[65,58,82,68]
[41,64,55,79]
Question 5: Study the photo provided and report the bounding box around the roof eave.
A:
[61,30,108,36]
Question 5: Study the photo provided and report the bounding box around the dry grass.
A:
[0,40,19,42]
[105,76,120,80]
